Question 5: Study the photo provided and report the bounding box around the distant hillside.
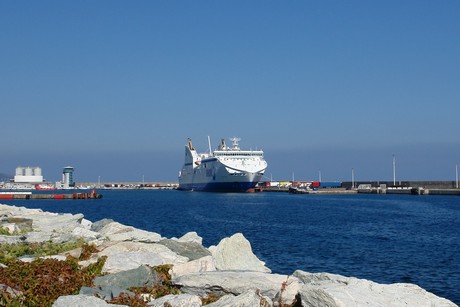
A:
[0,173,13,181]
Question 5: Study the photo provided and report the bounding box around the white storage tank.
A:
[34,167,42,176]
[25,167,33,176]
[15,167,24,176]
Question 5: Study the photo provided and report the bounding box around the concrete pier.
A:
[0,191,102,200]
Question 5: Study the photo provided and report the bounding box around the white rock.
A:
[0,235,22,245]
[98,222,162,243]
[32,213,85,233]
[80,218,93,229]
[147,293,202,307]
[52,294,126,306]
[98,241,188,273]
[176,231,203,245]
[170,255,216,279]
[0,205,86,243]
[207,290,273,307]
[293,270,456,307]
[98,222,135,235]
[72,226,100,241]
[211,233,270,273]
[20,255,68,263]
[172,271,300,305]
[102,252,168,273]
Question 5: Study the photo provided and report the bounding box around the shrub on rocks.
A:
[0,256,106,306]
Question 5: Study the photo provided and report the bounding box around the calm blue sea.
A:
[2,190,459,304]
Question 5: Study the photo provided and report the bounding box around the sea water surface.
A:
[2,190,459,304]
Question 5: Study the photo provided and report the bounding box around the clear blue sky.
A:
[1,1,459,182]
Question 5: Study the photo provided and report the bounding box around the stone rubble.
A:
[0,203,456,307]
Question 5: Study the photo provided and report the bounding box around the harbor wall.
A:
[341,181,458,189]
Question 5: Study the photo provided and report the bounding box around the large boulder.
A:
[52,294,127,306]
[0,234,24,245]
[158,238,211,261]
[172,271,300,305]
[79,286,135,301]
[72,226,101,241]
[97,241,188,273]
[147,293,202,307]
[206,290,273,307]
[210,233,270,273]
[293,270,456,307]
[93,265,161,289]
[91,218,115,232]
[97,221,162,243]
[169,255,216,279]
[174,231,203,245]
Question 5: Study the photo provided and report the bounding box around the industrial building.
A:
[14,166,44,183]
[0,166,76,190]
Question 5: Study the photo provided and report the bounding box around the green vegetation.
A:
[0,240,87,264]
[0,227,10,235]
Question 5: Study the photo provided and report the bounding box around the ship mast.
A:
[208,136,212,155]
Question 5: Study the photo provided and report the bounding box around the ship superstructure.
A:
[178,137,267,192]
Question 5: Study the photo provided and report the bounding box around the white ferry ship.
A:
[178,137,267,192]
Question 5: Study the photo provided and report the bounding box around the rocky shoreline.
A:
[0,203,456,306]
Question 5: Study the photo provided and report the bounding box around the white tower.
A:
[62,166,75,189]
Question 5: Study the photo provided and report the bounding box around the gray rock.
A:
[147,293,202,306]
[207,290,273,307]
[172,271,300,305]
[211,233,271,273]
[293,270,457,307]
[53,294,127,306]
[0,234,24,245]
[91,218,115,232]
[159,238,211,261]
[94,265,161,289]
[176,231,203,245]
[79,286,135,301]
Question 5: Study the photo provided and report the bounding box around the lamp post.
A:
[393,154,396,186]
[456,164,458,189]
[352,168,355,189]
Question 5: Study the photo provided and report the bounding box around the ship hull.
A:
[178,180,259,192]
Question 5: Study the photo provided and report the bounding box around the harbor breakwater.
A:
[0,203,456,306]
